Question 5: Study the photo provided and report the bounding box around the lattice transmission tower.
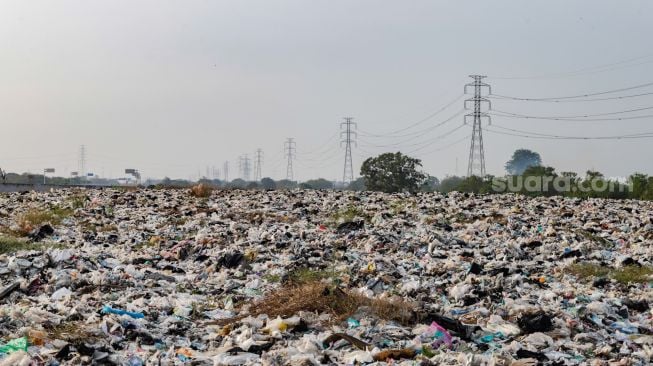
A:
[254,149,263,181]
[464,75,491,177]
[239,155,251,181]
[78,145,87,182]
[340,117,357,184]
[284,138,296,181]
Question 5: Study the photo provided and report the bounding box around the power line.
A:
[488,53,653,80]
[358,109,464,148]
[413,134,472,157]
[0,152,76,161]
[491,105,653,120]
[491,81,653,101]
[403,124,467,154]
[300,132,339,156]
[359,93,464,138]
[490,91,653,103]
[486,124,653,140]
[298,144,343,163]
[298,147,340,162]
[490,112,653,122]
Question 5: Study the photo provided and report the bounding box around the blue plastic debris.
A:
[101,305,145,319]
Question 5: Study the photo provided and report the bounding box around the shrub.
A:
[190,184,213,198]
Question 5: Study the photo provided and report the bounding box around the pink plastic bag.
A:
[425,321,453,348]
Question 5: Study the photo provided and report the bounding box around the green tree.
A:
[523,165,556,177]
[260,177,276,190]
[246,181,260,190]
[360,152,427,193]
[421,176,440,192]
[574,170,628,199]
[458,175,494,194]
[227,179,247,188]
[346,177,366,191]
[505,149,542,175]
[300,178,333,190]
[276,179,298,189]
[585,170,604,180]
[521,165,557,196]
[644,177,653,200]
[438,176,464,193]
[628,173,648,199]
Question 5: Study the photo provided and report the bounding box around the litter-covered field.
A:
[0,188,652,365]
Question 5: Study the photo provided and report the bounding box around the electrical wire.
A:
[491,105,653,120]
[404,124,467,154]
[0,152,77,161]
[488,53,653,80]
[491,81,653,101]
[413,134,471,157]
[489,111,653,122]
[485,124,653,140]
[490,91,653,103]
[358,109,464,148]
[300,132,340,156]
[359,93,464,138]
[297,148,342,164]
[297,144,341,160]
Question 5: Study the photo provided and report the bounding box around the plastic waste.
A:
[484,315,521,336]
[423,322,453,349]
[126,355,144,366]
[347,317,360,328]
[101,305,145,319]
[518,312,553,334]
[27,329,46,346]
[213,352,260,365]
[51,287,72,301]
[262,316,288,335]
[0,188,650,365]
[0,337,28,354]
[478,332,504,343]
[0,350,31,366]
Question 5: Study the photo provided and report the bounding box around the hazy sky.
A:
[2,0,652,181]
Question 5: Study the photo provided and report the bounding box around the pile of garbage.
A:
[0,188,652,365]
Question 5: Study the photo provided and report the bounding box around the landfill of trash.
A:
[0,187,652,365]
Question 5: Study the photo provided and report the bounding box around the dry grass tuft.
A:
[247,281,415,325]
[190,184,213,198]
[43,321,101,343]
[13,207,72,236]
[287,268,343,285]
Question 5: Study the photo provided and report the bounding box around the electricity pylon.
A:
[284,138,296,181]
[464,75,491,177]
[254,148,263,181]
[341,117,357,185]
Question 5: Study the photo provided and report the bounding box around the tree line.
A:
[3,148,652,201]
